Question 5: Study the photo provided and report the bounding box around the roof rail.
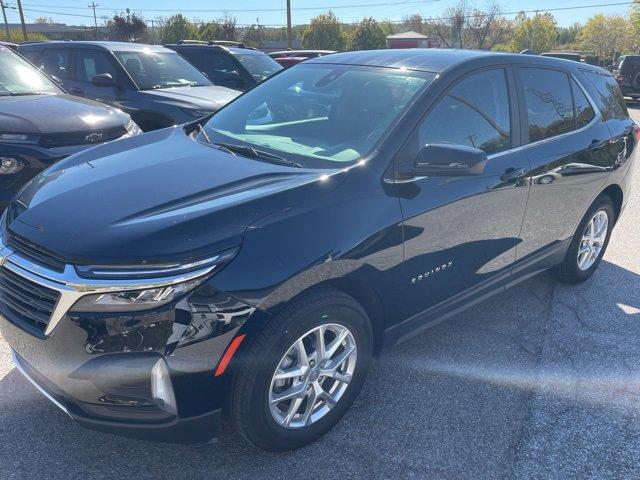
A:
[176,39,208,45]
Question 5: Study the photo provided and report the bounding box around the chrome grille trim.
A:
[0,240,219,336]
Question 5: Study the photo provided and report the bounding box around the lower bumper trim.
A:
[12,350,71,417]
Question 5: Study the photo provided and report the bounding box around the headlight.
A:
[69,277,204,313]
[0,156,25,175]
[122,119,143,137]
[181,108,215,118]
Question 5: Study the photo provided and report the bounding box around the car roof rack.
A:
[175,39,259,51]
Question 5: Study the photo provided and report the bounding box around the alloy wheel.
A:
[269,323,357,429]
[577,210,608,271]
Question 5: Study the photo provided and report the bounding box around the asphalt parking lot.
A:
[1,108,639,480]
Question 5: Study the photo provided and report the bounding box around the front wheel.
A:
[553,195,615,283]
[228,287,373,451]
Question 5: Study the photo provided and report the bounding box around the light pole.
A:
[0,0,10,41]
[286,0,292,49]
[15,0,27,41]
[89,2,99,40]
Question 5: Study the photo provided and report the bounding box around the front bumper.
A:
[0,239,258,444]
[12,350,221,444]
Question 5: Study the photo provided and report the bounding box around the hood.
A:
[140,85,240,110]
[0,94,129,135]
[9,127,344,265]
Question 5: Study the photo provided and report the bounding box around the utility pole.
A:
[15,0,27,41]
[286,0,292,49]
[88,2,98,40]
[150,19,155,44]
[0,0,10,41]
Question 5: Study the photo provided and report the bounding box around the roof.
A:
[386,31,433,39]
[19,41,170,52]
[307,48,498,73]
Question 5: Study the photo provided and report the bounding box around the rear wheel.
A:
[553,195,615,283]
[229,287,373,451]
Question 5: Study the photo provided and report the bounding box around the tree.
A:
[509,12,557,53]
[34,16,54,24]
[578,14,634,66]
[160,14,197,44]
[557,22,582,48]
[198,21,224,41]
[109,11,147,42]
[403,13,425,34]
[466,2,509,50]
[430,0,471,48]
[347,17,386,50]
[302,12,347,51]
[242,24,266,48]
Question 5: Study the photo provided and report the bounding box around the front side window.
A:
[75,50,119,83]
[419,68,511,155]
[520,68,574,142]
[0,50,61,96]
[114,51,212,90]
[203,64,435,167]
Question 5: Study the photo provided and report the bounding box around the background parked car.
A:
[540,51,599,65]
[613,55,640,100]
[269,50,336,69]
[17,41,241,131]
[0,45,140,208]
[165,40,282,91]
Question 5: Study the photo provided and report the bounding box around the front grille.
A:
[0,267,59,333]
[7,232,66,273]
[39,125,127,148]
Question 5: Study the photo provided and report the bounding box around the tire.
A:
[229,287,373,451]
[553,195,615,284]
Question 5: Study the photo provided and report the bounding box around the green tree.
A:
[509,12,557,53]
[242,24,266,48]
[160,14,197,44]
[0,30,47,42]
[109,12,147,42]
[302,12,347,51]
[347,17,386,50]
[578,14,634,65]
[198,21,224,41]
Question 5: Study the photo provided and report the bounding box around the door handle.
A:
[589,139,608,151]
[500,167,526,182]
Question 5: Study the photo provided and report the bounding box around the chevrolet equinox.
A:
[0,49,636,451]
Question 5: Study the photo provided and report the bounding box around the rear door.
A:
[392,66,531,327]
[514,66,614,271]
[72,49,124,107]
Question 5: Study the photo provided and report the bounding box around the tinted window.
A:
[234,53,282,81]
[75,50,119,83]
[419,69,511,155]
[206,52,241,85]
[114,51,211,90]
[203,64,434,166]
[572,79,595,129]
[581,69,628,120]
[40,49,73,80]
[520,68,574,142]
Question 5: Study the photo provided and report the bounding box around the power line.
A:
[14,0,638,26]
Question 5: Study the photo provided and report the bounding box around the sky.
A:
[3,0,633,28]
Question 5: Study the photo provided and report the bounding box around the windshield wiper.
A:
[213,142,302,168]
[193,123,212,144]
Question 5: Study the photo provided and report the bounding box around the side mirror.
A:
[91,73,116,88]
[398,144,487,179]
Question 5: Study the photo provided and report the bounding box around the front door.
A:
[392,67,531,329]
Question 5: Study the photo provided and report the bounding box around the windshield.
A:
[115,51,212,90]
[0,50,61,96]
[203,64,435,167]
[235,52,282,81]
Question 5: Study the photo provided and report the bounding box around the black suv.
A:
[614,55,640,100]
[18,41,240,131]
[166,40,282,91]
[0,45,140,209]
[0,50,636,451]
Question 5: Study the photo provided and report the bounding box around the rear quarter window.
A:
[580,69,628,120]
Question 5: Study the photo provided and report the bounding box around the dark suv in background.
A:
[0,45,139,208]
[18,41,241,131]
[166,40,282,91]
[614,55,640,100]
[0,50,636,452]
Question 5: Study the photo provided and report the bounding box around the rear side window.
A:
[419,68,511,155]
[572,79,595,129]
[40,49,73,80]
[581,69,628,120]
[520,68,574,142]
